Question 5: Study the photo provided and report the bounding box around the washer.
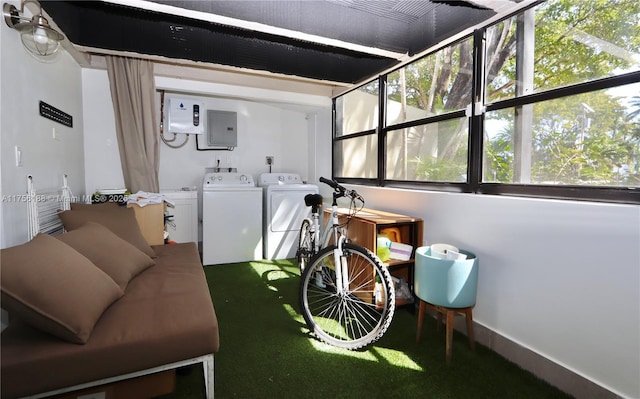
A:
[258,173,319,260]
[202,172,262,265]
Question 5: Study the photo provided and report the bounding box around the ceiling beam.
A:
[81,47,344,97]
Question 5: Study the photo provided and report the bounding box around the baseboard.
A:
[441,313,622,399]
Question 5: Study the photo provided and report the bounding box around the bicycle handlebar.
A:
[319,176,339,190]
[319,177,363,202]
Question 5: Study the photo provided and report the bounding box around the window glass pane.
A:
[334,135,378,178]
[483,82,640,187]
[335,81,379,137]
[386,37,473,126]
[386,117,468,182]
[486,0,640,103]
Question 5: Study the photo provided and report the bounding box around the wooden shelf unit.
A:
[327,207,423,304]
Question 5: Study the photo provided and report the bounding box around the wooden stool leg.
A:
[436,311,443,332]
[416,300,426,343]
[465,308,475,351]
[445,309,454,364]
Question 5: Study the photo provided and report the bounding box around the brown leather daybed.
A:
[1,204,219,399]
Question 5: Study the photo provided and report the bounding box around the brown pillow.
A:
[0,234,123,344]
[58,222,155,290]
[59,206,156,258]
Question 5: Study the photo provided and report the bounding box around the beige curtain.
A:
[106,56,159,193]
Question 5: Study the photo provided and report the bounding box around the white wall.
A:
[156,93,311,189]
[305,108,333,185]
[0,0,85,249]
[82,70,331,240]
[81,69,126,192]
[324,184,639,398]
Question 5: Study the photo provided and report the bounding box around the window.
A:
[385,38,473,184]
[334,80,379,179]
[334,134,378,178]
[386,118,469,182]
[484,83,640,187]
[386,38,473,126]
[335,81,378,137]
[332,0,640,203]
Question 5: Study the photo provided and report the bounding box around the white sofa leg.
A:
[203,354,215,399]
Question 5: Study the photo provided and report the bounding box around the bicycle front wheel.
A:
[299,243,395,349]
[296,219,313,273]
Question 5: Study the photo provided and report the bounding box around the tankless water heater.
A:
[166,98,205,134]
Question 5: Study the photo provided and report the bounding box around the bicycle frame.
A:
[327,193,349,294]
[302,196,338,256]
[300,188,350,292]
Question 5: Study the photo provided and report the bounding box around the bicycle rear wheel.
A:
[299,243,395,349]
[296,219,313,273]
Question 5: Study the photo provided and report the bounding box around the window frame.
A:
[331,2,640,204]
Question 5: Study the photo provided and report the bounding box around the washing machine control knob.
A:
[278,175,284,182]
[240,174,248,182]
[217,176,223,181]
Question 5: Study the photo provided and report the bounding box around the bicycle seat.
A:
[304,193,324,208]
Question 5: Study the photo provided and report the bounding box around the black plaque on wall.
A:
[39,101,73,127]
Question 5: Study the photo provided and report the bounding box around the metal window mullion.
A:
[513,8,535,184]
[486,70,640,113]
[331,99,337,178]
[378,75,386,186]
[469,29,485,192]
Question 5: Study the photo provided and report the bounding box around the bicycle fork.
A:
[333,235,349,294]
[310,212,320,254]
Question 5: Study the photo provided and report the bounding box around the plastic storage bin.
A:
[389,242,413,261]
[414,246,478,308]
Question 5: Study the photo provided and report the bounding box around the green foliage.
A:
[410,155,467,182]
[387,38,473,114]
[409,0,640,187]
[532,93,637,184]
[484,120,514,182]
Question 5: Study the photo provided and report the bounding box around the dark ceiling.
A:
[41,1,509,85]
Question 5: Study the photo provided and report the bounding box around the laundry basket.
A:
[414,246,478,308]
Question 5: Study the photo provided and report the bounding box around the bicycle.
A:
[297,177,395,349]
[295,191,328,273]
[295,178,364,272]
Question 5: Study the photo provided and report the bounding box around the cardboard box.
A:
[127,202,165,245]
[50,369,176,399]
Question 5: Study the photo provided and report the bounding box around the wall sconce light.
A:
[3,0,64,59]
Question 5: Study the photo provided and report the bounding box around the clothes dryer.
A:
[258,173,319,260]
[202,172,262,265]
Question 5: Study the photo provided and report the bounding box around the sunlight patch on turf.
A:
[249,260,298,279]
[282,294,422,370]
[309,339,380,361]
[282,302,379,360]
[371,347,423,371]
[282,303,304,323]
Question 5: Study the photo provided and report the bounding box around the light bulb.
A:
[33,26,49,45]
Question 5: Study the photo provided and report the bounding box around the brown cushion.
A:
[58,222,155,290]
[59,206,156,258]
[0,234,124,344]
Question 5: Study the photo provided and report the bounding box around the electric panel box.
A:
[206,110,237,147]
[166,98,204,135]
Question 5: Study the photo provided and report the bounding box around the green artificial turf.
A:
[158,260,573,399]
